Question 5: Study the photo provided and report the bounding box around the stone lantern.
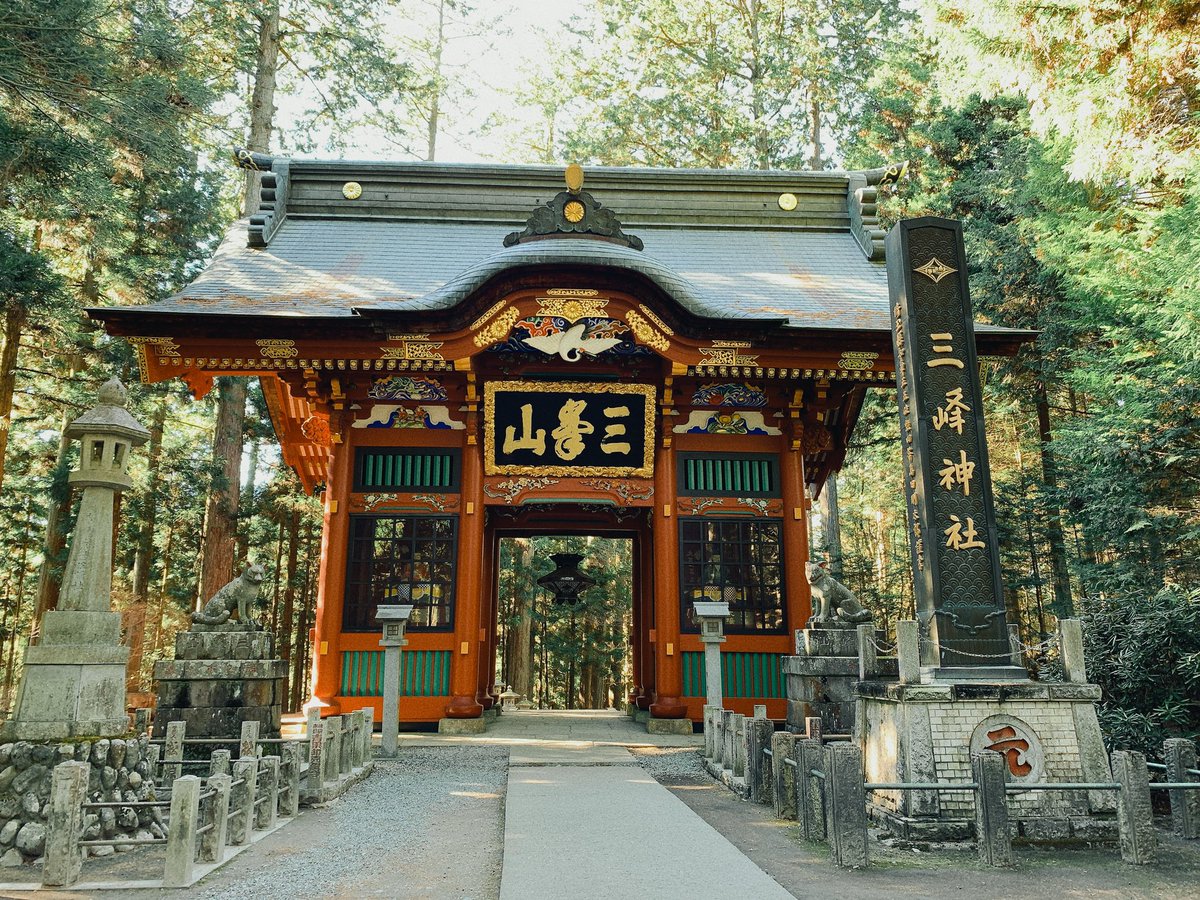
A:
[376,601,415,757]
[5,377,149,739]
[692,601,731,709]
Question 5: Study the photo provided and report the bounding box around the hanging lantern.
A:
[537,552,596,605]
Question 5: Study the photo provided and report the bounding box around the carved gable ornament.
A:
[504,165,644,250]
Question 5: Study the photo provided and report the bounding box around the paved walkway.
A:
[400,710,792,898]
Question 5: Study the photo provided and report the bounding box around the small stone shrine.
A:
[853,217,1114,842]
[153,565,287,740]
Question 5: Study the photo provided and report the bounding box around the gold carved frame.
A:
[483,380,656,477]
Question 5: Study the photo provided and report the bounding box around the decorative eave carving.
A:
[235,152,290,249]
[848,161,907,262]
[504,165,644,251]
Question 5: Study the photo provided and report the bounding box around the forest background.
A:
[0,0,1196,754]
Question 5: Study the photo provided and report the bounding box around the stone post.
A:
[256,757,280,830]
[359,706,375,762]
[693,601,730,709]
[748,718,774,803]
[278,742,301,817]
[805,716,822,742]
[229,757,259,845]
[147,743,161,782]
[971,750,1012,867]
[712,709,726,766]
[210,748,231,777]
[306,720,325,801]
[896,620,920,685]
[42,761,89,887]
[239,720,260,759]
[824,743,868,869]
[163,775,201,888]
[722,710,736,771]
[1164,738,1199,839]
[377,604,412,758]
[772,731,797,820]
[753,704,767,719]
[1112,750,1155,864]
[1059,619,1088,683]
[164,720,185,782]
[703,705,716,760]
[323,716,343,784]
[795,739,826,841]
[4,379,146,740]
[1007,623,1023,668]
[346,710,364,769]
[305,708,319,762]
[199,774,231,864]
[857,623,877,681]
[731,713,748,779]
[339,714,354,776]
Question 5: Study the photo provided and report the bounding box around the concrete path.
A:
[496,714,791,900]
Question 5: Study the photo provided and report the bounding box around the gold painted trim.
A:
[624,310,670,353]
[470,299,508,331]
[473,307,520,348]
[483,380,656,478]
[637,305,674,335]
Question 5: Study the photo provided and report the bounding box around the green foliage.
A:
[519,0,905,169]
[1078,586,1200,757]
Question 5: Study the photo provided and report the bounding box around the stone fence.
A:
[40,708,376,889]
[702,704,1199,869]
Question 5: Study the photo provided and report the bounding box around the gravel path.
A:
[630,746,709,783]
[176,747,508,900]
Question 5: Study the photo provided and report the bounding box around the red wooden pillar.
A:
[633,517,654,709]
[477,526,499,709]
[311,415,352,714]
[780,440,813,631]
[446,441,485,719]
[649,445,686,719]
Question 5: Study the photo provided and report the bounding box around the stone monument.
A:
[853,217,1113,842]
[153,565,287,740]
[4,378,147,740]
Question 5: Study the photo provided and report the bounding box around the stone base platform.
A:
[153,623,286,740]
[857,677,1115,842]
[784,625,895,735]
[647,717,694,735]
[438,717,487,735]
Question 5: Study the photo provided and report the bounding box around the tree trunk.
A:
[31,407,74,638]
[197,376,247,606]
[151,520,174,660]
[126,398,166,691]
[243,3,281,214]
[1035,388,1074,617]
[0,304,28,492]
[277,508,300,702]
[2,505,34,709]
[237,437,258,565]
[809,89,822,169]
[290,518,316,711]
[820,474,843,577]
[268,517,284,634]
[509,539,533,702]
[425,0,445,161]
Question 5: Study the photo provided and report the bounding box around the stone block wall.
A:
[0,736,162,867]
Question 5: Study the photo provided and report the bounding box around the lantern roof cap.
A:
[67,377,150,444]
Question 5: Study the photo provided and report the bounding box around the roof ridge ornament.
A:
[503,165,644,251]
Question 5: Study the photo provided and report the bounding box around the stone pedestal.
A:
[856,679,1116,842]
[153,624,287,739]
[783,625,893,736]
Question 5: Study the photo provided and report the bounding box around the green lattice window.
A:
[678,453,779,498]
[354,449,459,492]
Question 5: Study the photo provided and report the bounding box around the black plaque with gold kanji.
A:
[886,218,1016,672]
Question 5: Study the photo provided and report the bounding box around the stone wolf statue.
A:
[806,561,872,627]
[192,563,266,627]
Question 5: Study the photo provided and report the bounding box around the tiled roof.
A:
[105,159,1023,339]
[138,216,892,330]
